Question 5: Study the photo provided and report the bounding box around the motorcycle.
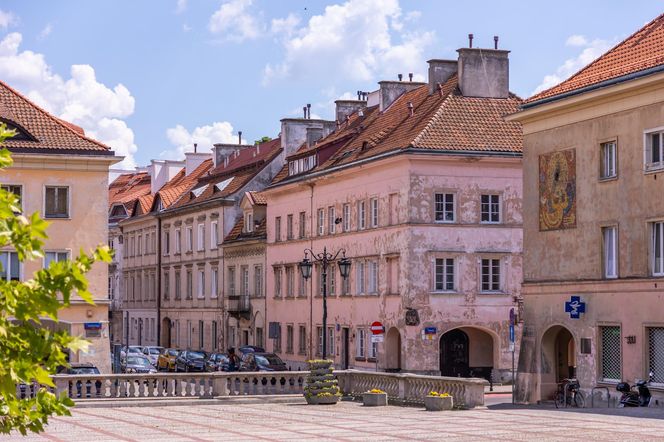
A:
[616,372,653,407]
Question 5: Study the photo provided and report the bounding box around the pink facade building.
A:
[264,44,524,380]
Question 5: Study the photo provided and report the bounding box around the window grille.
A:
[648,327,664,384]
[600,326,621,382]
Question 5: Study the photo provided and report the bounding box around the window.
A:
[174,229,181,254]
[254,265,263,297]
[44,186,69,218]
[603,226,618,278]
[137,235,142,255]
[317,208,324,236]
[228,326,236,348]
[163,272,170,300]
[245,212,254,233]
[298,271,307,297]
[287,214,294,240]
[144,233,150,254]
[368,261,378,294]
[275,217,282,242]
[358,201,366,230]
[316,326,323,356]
[211,220,218,248]
[163,231,170,255]
[174,271,181,300]
[187,320,192,348]
[44,251,68,268]
[298,325,307,354]
[241,266,249,296]
[186,270,193,299]
[435,258,455,291]
[435,193,455,222]
[646,129,664,171]
[370,198,378,228]
[199,320,204,349]
[286,325,294,353]
[648,327,664,386]
[212,321,218,350]
[0,251,20,281]
[342,204,350,232]
[1,184,22,212]
[211,268,218,298]
[329,270,336,295]
[228,267,236,296]
[600,141,617,179]
[652,221,664,276]
[328,326,334,357]
[481,195,500,223]
[341,269,350,295]
[274,267,282,298]
[356,261,365,294]
[197,269,205,298]
[286,266,294,297]
[256,327,264,348]
[356,328,366,358]
[600,326,621,382]
[327,206,336,234]
[298,212,306,238]
[186,226,193,252]
[273,324,282,352]
[197,224,205,251]
[481,258,501,292]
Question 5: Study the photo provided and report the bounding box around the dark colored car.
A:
[241,352,287,372]
[122,355,157,374]
[175,350,206,372]
[205,353,230,372]
[238,345,265,354]
[57,363,102,398]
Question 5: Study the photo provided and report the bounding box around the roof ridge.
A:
[0,79,111,151]
[411,75,459,147]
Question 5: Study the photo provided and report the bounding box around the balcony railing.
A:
[227,294,250,313]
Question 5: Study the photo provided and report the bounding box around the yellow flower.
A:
[368,389,386,394]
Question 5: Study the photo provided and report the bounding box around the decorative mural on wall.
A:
[539,149,576,231]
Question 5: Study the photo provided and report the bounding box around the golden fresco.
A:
[539,149,576,231]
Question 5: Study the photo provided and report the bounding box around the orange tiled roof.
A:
[224,216,266,243]
[248,191,267,205]
[153,159,214,211]
[109,172,151,206]
[0,80,113,154]
[526,13,664,104]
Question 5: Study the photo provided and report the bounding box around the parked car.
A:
[174,350,206,372]
[121,345,145,359]
[57,363,101,398]
[122,355,157,374]
[240,352,287,372]
[157,348,179,371]
[238,345,265,354]
[205,353,230,372]
[142,346,164,366]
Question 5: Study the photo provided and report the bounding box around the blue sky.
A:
[0,0,662,169]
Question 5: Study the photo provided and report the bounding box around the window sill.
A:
[480,291,506,295]
[480,221,501,225]
[355,357,367,362]
[645,164,664,174]
[430,290,459,295]
[44,216,70,220]
[599,175,618,183]
[367,357,376,363]
[434,220,456,224]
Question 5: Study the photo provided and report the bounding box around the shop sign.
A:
[564,296,586,319]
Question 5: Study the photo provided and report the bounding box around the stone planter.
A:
[304,360,340,405]
[305,395,339,405]
[424,395,453,411]
[362,392,388,407]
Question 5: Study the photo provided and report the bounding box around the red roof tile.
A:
[108,171,151,218]
[224,216,266,243]
[526,13,664,104]
[0,80,112,154]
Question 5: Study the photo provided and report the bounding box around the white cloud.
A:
[532,36,615,95]
[37,23,53,40]
[0,9,16,29]
[208,0,262,42]
[162,121,241,159]
[263,0,433,85]
[0,32,138,169]
[270,13,300,38]
[183,23,192,32]
[175,0,187,14]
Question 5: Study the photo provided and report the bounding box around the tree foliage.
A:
[254,136,272,145]
[0,124,111,435]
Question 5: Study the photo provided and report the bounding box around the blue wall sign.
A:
[84,322,102,330]
[509,324,515,343]
[564,296,586,319]
[424,327,437,335]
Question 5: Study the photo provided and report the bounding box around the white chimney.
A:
[148,159,184,193]
[184,151,211,176]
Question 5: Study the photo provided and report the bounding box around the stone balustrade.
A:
[26,370,486,408]
[335,370,488,408]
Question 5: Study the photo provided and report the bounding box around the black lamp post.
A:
[299,247,351,360]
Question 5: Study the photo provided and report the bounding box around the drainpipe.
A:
[156,217,162,346]
[308,183,314,361]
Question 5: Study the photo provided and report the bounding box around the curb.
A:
[73,394,306,409]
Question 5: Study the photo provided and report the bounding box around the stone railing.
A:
[335,370,487,408]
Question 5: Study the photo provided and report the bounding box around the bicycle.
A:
[554,378,585,408]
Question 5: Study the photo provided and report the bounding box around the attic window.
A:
[110,205,127,218]
[244,212,254,233]
[288,154,317,176]
[214,177,234,193]
[361,141,369,151]
[190,185,207,198]
[1,119,36,142]
[156,197,164,212]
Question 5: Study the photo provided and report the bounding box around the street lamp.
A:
[299,247,351,360]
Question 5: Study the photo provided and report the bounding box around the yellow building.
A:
[0,81,120,372]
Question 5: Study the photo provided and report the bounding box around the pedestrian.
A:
[228,347,240,372]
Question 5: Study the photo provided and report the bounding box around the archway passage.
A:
[385,327,401,372]
[161,317,172,348]
[540,325,576,400]
[440,327,495,380]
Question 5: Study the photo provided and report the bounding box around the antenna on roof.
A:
[194,143,197,153]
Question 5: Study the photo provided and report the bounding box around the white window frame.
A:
[600,141,617,179]
[43,185,70,219]
[163,231,170,255]
[287,214,293,239]
[480,194,501,224]
[356,261,365,295]
[0,251,21,281]
[241,266,249,297]
[342,203,350,232]
[274,267,282,298]
[186,226,193,252]
[356,328,366,358]
[245,212,254,233]
[480,258,501,293]
[328,206,336,234]
[358,201,366,230]
[435,193,456,223]
[44,250,70,268]
[2,184,22,213]
[275,216,282,242]
[186,270,193,299]
[602,226,618,279]
[645,127,664,172]
[370,198,378,228]
[174,228,181,254]
[368,260,378,294]
[211,268,218,298]
[197,223,205,251]
[317,208,325,236]
[228,266,236,296]
[197,269,205,298]
[298,212,306,239]
[254,265,263,297]
[210,220,218,249]
[652,221,664,276]
[434,257,456,292]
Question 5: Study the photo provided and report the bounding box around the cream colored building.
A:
[0,80,120,372]
[508,14,664,403]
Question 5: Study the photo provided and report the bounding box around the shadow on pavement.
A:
[487,402,664,420]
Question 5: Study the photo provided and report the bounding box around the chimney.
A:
[184,151,212,176]
[457,42,510,99]
[148,159,184,193]
[306,127,324,148]
[335,99,366,123]
[398,73,403,81]
[378,80,424,112]
[427,59,458,95]
[238,131,242,145]
[306,103,311,119]
[280,117,335,156]
[212,143,247,168]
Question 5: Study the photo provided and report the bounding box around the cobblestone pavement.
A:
[5,400,664,441]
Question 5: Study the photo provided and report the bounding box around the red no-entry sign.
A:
[371,321,384,335]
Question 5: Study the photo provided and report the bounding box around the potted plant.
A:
[424,391,453,411]
[304,359,341,405]
[363,388,388,406]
